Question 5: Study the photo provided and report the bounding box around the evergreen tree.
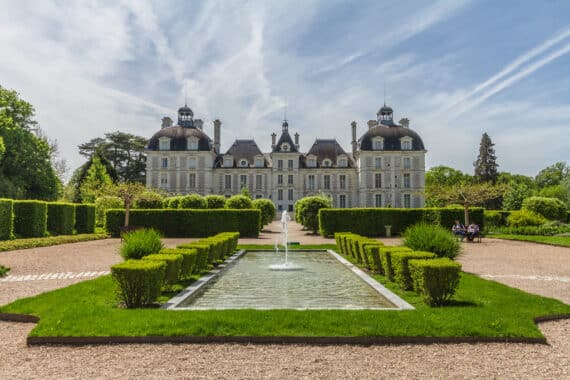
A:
[474,132,499,184]
[79,155,113,203]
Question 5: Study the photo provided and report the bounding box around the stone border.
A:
[0,313,39,323]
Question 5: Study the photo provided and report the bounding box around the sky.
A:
[1,0,569,180]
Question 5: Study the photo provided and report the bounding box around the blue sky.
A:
[1,0,569,179]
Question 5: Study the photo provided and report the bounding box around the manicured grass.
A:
[0,233,109,252]
[1,246,569,339]
[491,234,570,248]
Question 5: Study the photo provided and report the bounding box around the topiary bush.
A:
[179,194,207,209]
[409,258,462,306]
[13,200,47,238]
[364,245,384,274]
[47,202,76,236]
[177,243,210,271]
[522,196,567,221]
[166,196,184,209]
[0,199,14,240]
[226,195,253,209]
[252,198,276,227]
[134,191,164,209]
[159,248,198,278]
[379,246,414,281]
[143,253,183,285]
[120,228,164,260]
[75,204,95,233]
[403,223,461,259]
[295,195,332,233]
[205,195,227,209]
[392,251,437,290]
[111,260,165,308]
[507,209,546,227]
[95,196,123,227]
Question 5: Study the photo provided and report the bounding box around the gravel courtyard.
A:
[1,222,569,379]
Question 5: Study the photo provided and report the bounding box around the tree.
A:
[429,183,505,226]
[474,132,499,184]
[79,156,113,203]
[252,198,276,227]
[535,162,568,189]
[66,152,118,203]
[425,166,471,207]
[502,182,533,211]
[111,182,146,227]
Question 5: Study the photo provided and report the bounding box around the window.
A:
[188,157,196,169]
[288,159,294,169]
[239,159,248,167]
[375,194,382,207]
[288,175,294,185]
[375,157,382,169]
[278,189,283,201]
[322,159,332,168]
[403,157,411,169]
[338,158,347,167]
[281,143,290,152]
[255,194,262,199]
[240,175,247,187]
[161,158,168,168]
[224,157,233,168]
[339,195,346,208]
[373,137,383,150]
[324,175,331,190]
[189,173,196,188]
[187,137,198,150]
[403,173,411,188]
[402,140,412,150]
[278,160,283,170]
[307,158,316,168]
[277,174,283,185]
[375,173,382,188]
[255,157,264,168]
[160,173,168,188]
[288,204,293,212]
[225,175,232,189]
[339,175,346,189]
[308,175,315,190]
[159,138,170,151]
[404,194,411,208]
[288,189,293,201]
[256,175,262,190]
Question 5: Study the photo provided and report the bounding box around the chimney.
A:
[271,132,277,148]
[161,117,173,129]
[351,121,357,155]
[213,119,221,154]
[294,132,299,149]
[367,120,377,129]
[194,119,204,130]
[399,118,410,128]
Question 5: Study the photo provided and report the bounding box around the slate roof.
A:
[147,125,212,151]
[272,121,298,153]
[303,139,355,168]
[224,139,268,167]
[359,124,425,151]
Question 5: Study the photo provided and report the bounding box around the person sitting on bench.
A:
[452,220,465,241]
[466,223,480,242]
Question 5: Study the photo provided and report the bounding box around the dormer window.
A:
[401,137,412,150]
[307,158,317,168]
[322,159,332,168]
[159,137,170,151]
[187,137,199,151]
[281,143,290,152]
[223,156,233,168]
[373,137,384,151]
[254,156,264,168]
[338,158,347,168]
[239,159,248,167]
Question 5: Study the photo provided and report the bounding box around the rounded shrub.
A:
[143,253,183,284]
[507,209,546,227]
[205,195,227,209]
[111,259,165,308]
[165,196,184,209]
[179,194,207,209]
[226,195,253,209]
[294,195,332,233]
[522,196,566,221]
[134,191,164,209]
[95,196,123,227]
[252,198,276,226]
[120,228,164,259]
[403,223,461,260]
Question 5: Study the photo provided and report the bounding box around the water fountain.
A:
[269,210,303,271]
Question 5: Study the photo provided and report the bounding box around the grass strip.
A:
[491,234,570,248]
[0,234,109,253]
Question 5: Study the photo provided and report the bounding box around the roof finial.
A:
[184,84,188,107]
[283,103,288,122]
[383,83,386,106]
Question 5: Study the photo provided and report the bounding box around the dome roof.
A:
[359,125,425,151]
[147,125,211,151]
[377,105,393,116]
[178,104,193,117]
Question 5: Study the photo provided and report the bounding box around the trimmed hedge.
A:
[75,204,95,234]
[159,248,198,279]
[13,200,47,238]
[47,202,76,236]
[379,246,413,281]
[0,199,14,241]
[364,245,384,274]
[105,209,260,237]
[177,243,210,270]
[143,253,183,285]
[522,196,567,221]
[319,207,485,237]
[111,260,166,308]
[409,258,462,306]
[391,251,437,290]
[177,232,240,268]
[484,210,511,228]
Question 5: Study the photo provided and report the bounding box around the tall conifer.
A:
[474,132,499,184]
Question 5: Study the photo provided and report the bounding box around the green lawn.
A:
[0,233,109,252]
[2,244,569,339]
[491,234,570,248]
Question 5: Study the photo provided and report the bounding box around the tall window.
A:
[375,157,382,169]
[324,175,331,190]
[375,194,382,207]
[375,173,382,188]
[288,189,294,201]
[338,158,347,167]
[403,157,411,169]
[278,189,283,201]
[161,158,168,168]
[339,194,346,208]
[403,173,411,188]
[277,174,283,185]
[402,140,412,150]
[404,194,411,208]
[240,175,247,187]
[256,175,262,190]
[160,173,168,188]
[288,159,294,169]
[308,175,315,190]
[339,175,346,189]
[225,175,232,189]
[288,175,294,185]
[189,173,196,188]
[278,160,283,170]
[373,138,383,150]
[188,158,196,169]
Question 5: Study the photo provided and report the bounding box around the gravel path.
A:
[0,226,569,379]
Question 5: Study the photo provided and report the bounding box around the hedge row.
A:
[0,199,95,239]
[177,232,240,270]
[320,207,484,237]
[334,232,461,306]
[105,209,260,237]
